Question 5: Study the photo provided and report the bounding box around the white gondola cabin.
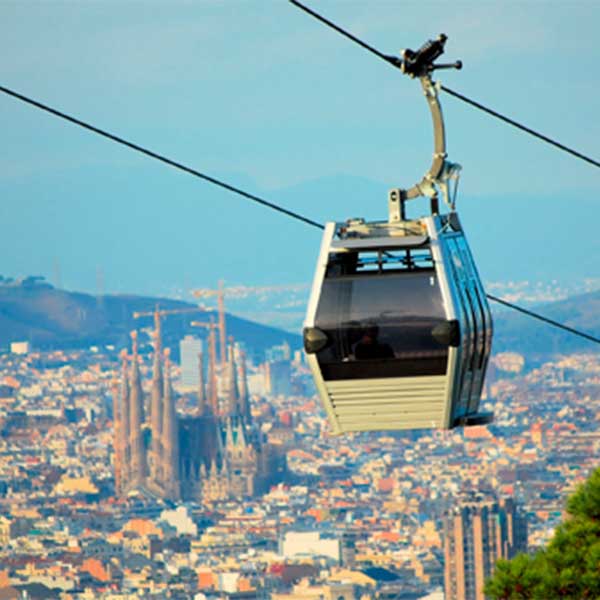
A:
[303,34,493,433]
[304,215,493,433]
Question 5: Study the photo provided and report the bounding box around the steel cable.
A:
[0,85,323,231]
[1,87,599,345]
[290,0,600,170]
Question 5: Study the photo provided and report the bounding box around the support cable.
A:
[290,0,600,170]
[1,85,599,346]
[440,86,600,169]
[289,0,396,65]
[0,84,323,231]
[486,294,600,345]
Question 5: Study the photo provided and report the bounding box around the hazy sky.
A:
[1,1,599,296]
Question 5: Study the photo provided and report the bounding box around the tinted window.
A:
[315,264,449,380]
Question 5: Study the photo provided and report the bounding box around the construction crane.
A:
[191,280,227,366]
[132,305,211,355]
[191,318,220,415]
[133,305,208,321]
[191,281,307,365]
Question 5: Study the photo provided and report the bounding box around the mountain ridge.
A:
[0,281,301,358]
[491,289,600,357]
[1,279,599,361]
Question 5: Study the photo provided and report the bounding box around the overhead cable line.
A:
[1,85,599,347]
[487,294,600,345]
[439,87,600,169]
[290,0,600,170]
[0,85,323,231]
[290,0,395,65]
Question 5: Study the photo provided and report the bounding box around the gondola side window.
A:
[326,248,434,276]
[314,249,450,381]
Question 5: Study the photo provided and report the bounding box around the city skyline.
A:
[0,251,598,598]
[0,2,599,597]
[0,324,598,597]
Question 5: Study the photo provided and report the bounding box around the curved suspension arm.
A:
[403,74,447,201]
[387,35,462,222]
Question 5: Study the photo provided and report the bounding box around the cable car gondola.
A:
[303,35,493,434]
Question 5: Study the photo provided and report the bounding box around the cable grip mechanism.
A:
[388,34,462,223]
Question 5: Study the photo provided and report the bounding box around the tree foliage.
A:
[485,468,600,599]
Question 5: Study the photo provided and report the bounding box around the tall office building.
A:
[265,360,292,396]
[444,493,527,600]
[265,341,291,362]
[180,335,203,388]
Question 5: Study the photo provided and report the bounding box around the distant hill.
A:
[0,281,301,359]
[492,289,600,358]
[1,279,599,362]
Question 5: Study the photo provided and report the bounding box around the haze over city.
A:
[1,2,599,294]
[0,2,599,600]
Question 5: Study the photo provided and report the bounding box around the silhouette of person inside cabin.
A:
[354,323,394,360]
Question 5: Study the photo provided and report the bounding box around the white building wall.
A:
[179,336,203,389]
[281,531,341,562]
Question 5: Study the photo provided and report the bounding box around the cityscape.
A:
[1,2,599,598]
[0,283,598,599]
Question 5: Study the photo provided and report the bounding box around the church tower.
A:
[149,313,164,486]
[226,342,239,416]
[161,348,180,500]
[111,382,122,495]
[197,350,207,415]
[113,350,130,495]
[128,331,146,487]
[113,323,284,503]
[206,326,218,416]
[120,350,131,491]
[238,351,251,423]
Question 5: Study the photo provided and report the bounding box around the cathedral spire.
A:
[153,305,162,352]
[226,340,239,416]
[120,351,131,491]
[114,350,130,495]
[150,317,163,485]
[235,420,247,449]
[206,325,219,416]
[111,380,122,495]
[161,348,179,500]
[225,417,234,449]
[216,417,225,458]
[197,350,206,415]
[238,351,251,423]
[128,331,146,487]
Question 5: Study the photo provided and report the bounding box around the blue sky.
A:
[1,1,599,297]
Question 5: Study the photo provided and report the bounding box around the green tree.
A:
[484,554,541,599]
[485,467,600,599]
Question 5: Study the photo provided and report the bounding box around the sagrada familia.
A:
[112,318,286,503]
